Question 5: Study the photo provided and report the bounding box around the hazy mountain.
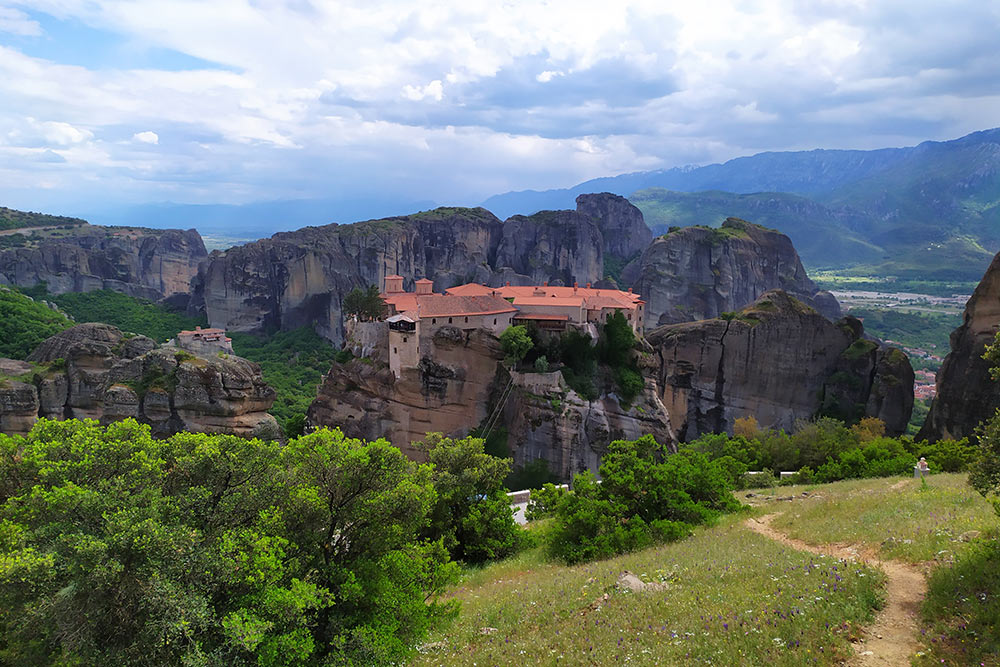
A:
[485,128,1000,279]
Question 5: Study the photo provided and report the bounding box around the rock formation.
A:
[0,323,277,437]
[307,324,675,479]
[0,225,207,300]
[648,290,912,440]
[919,251,1000,441]
[492,210,604,286]
[575,192,652,262]
[628,218,840,327]
[196,196,645,344]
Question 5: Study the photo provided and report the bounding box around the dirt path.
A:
[746,513,926,666]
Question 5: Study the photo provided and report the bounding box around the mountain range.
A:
[484,128,1000,279]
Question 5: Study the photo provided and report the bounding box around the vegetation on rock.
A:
[342,284,387,322]
[0,287,72,359]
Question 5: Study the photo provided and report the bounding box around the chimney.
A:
[543,281,548,287]
[628,287,633,293]
[586,282,591,289]
[506,281,510,286]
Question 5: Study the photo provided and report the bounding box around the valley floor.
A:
[414,474,997,666]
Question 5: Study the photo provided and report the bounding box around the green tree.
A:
[0,419,457,665]
[0,287,71,358]
[499,324,533,366]
[973,334,1000,515]
[418,433,524,564]
[342,285,388,322]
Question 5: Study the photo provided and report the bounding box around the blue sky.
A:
[1,0,999,220]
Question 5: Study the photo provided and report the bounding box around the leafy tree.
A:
[851,416,887,442]
[598,310,635,368]
[973,334,1000,516]
[342,285,387,322]
[0,419,457,665]
[418,433,525,564]
[499,325,533,366]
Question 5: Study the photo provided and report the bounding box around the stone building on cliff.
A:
[379,275,647,378]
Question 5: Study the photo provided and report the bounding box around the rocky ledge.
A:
[0,323,277,437]
[648,290,912,440]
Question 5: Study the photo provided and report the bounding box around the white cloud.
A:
[0,0,996,211]
[0,6,40,35]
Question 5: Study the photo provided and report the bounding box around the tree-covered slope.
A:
[0,287,72,359]
[0,206,87,231]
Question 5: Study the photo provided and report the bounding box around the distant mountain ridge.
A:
[483,128,1000,279]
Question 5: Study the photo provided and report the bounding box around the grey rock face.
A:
[0,226,206,300]
[919,250,1000,441]
[493,210,604,286]
[648,290,911,440]
[631,218,840,326]
[576,192,652,261]
[1,324,277,437]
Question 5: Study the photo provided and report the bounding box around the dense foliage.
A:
[682,416,976,487]
[545,435,740,564]
[419,433,526,564]
[0,420,460,665]
[342,285,387,322]
[0,287,72,359]
[510,312,643,403]
[229,327,337,437]
[22,286,206,343]
[498,324,532,365]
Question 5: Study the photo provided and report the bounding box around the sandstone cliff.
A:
[0,225,207,300]
[629,218,840,327]
[576,192,652,262]
[918,251,1000,441]
[0,323,276,437]
[648,290,912,440]
[196,196,645,344]
[307,324,674,479]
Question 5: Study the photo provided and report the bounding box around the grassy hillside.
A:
[416,473,997,666]
[0,287,72,359]
[0,206,87,231]
[631,188,883,268]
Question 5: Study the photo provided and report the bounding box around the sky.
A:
[1,0,999,218]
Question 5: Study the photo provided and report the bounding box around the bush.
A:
[0,288,72,358]
[524,482,568,521]
[545,436,740,563]
[533,355,549,373]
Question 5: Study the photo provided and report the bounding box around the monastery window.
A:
[493,318,497,325]
[393,347,398,354]
[403,337,408,343]
[465,316,469,323]
[448,317,453,324]
[432,318,436,324]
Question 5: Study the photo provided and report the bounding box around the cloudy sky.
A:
[1,0,998,217]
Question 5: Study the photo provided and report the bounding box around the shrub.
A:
[615,366,645,403]
[533,355,549,373]
[524,482,568,521]
[545,436,740,563]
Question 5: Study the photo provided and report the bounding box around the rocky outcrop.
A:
[919,251,1000,441]
[0,323,277,437]
[648,290,912,440]
[492,210,604,286]
[630,218,840,327]
[576,192,652,261]
[500,362,674,480]
[307,326,504,459]
[0,225,207,300]
[197,197,640,344]
[307,324,675,479]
